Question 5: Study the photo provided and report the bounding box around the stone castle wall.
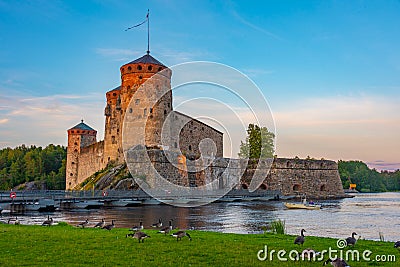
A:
[126,149,345,199]
[70,141,106,189]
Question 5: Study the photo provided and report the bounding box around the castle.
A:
[66,52,345,199]
[66,53,223,190]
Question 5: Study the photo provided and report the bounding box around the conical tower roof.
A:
[68,120,96,131]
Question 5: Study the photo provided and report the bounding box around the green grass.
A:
[0,223,398,266]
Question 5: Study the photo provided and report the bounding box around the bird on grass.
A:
[345,232,357,246]
[126,231,151,243]
[394,241,400,249]
[171,231,192,241]
[7,217,19,225]
[102,220,115,230]
[323,258,350,267]
[151,218,162,228]
[77,219,89,228]
[130,221,143,232]
[158,220,173,235]
[94,218,105,228]
[42,216,53,226]
[294,229,306,245]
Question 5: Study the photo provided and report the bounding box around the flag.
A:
[125,11,149,31]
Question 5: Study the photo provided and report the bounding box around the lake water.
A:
[2,192,399,242]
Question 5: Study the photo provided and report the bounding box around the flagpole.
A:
[147,9,150,55]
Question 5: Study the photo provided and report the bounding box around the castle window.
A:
[167,103,170,108]
[71,162,75,165]
[148,65,153,71]
[158,67,162,71]
[117,129,119,134]
[77,131,80,133]
[71,131,74,133]
[188,145,192,151]
[70,173,73,176]
[137,65,142,70]
[135,99,140,105]
[164,109,167,115]
[129,108,133,113]
[128,66,132,71]
[139,76,143,79]
[149,108,153,114]
[144,108,147,116]
[293,184,301,192]
[190,130,193,134]
[74,142,78,146]
[113,93,117,96]
[174,142,177,148]
[202,127,204,131]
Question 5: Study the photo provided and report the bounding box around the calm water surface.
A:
[3,192,399,241]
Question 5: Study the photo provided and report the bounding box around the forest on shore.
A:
[0,144,66,190]
[0,144,398,192]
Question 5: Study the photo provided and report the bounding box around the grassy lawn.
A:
[0,223,398,266]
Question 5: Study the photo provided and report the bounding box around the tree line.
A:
[338,160,400,192]
[0,144,66,190]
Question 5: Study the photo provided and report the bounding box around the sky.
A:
[0,0,399,170]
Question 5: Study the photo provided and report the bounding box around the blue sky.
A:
[0,0,399,170]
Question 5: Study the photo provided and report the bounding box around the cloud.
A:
[367,161,400,171]
[0,93,105,148]
[273,94,400,164]
[230,9,282,40]
[0,118,9,124]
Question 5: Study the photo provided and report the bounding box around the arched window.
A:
[137,65,142,70]
[293,184,301,191]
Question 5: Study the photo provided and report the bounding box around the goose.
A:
[171,231,192,241]
[130,221,143,231]
[42,216,53,226]
[394,241,400,248]
[7,217,19,225]
[126,231,151,243]
[345,232,357,246]
[294,229,306,245]
[77,219,89,228]
[94,218,105,228]
[102,220,115,230]
[158,220,173,235]
[151,218,162,228]
[323,258,350,267]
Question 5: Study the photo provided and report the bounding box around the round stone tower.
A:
[66,120,97,190]
[103,52,172,163]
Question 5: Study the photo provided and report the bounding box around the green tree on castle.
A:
[238,124,275,159]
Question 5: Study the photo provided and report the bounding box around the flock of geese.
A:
[3,216,400,265]
[124,218,192,243]
[40,216,191,243]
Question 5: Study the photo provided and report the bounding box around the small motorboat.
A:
[284,197,321,210]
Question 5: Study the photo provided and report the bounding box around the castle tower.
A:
[66,120,97,190]
[103,53,172,163]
